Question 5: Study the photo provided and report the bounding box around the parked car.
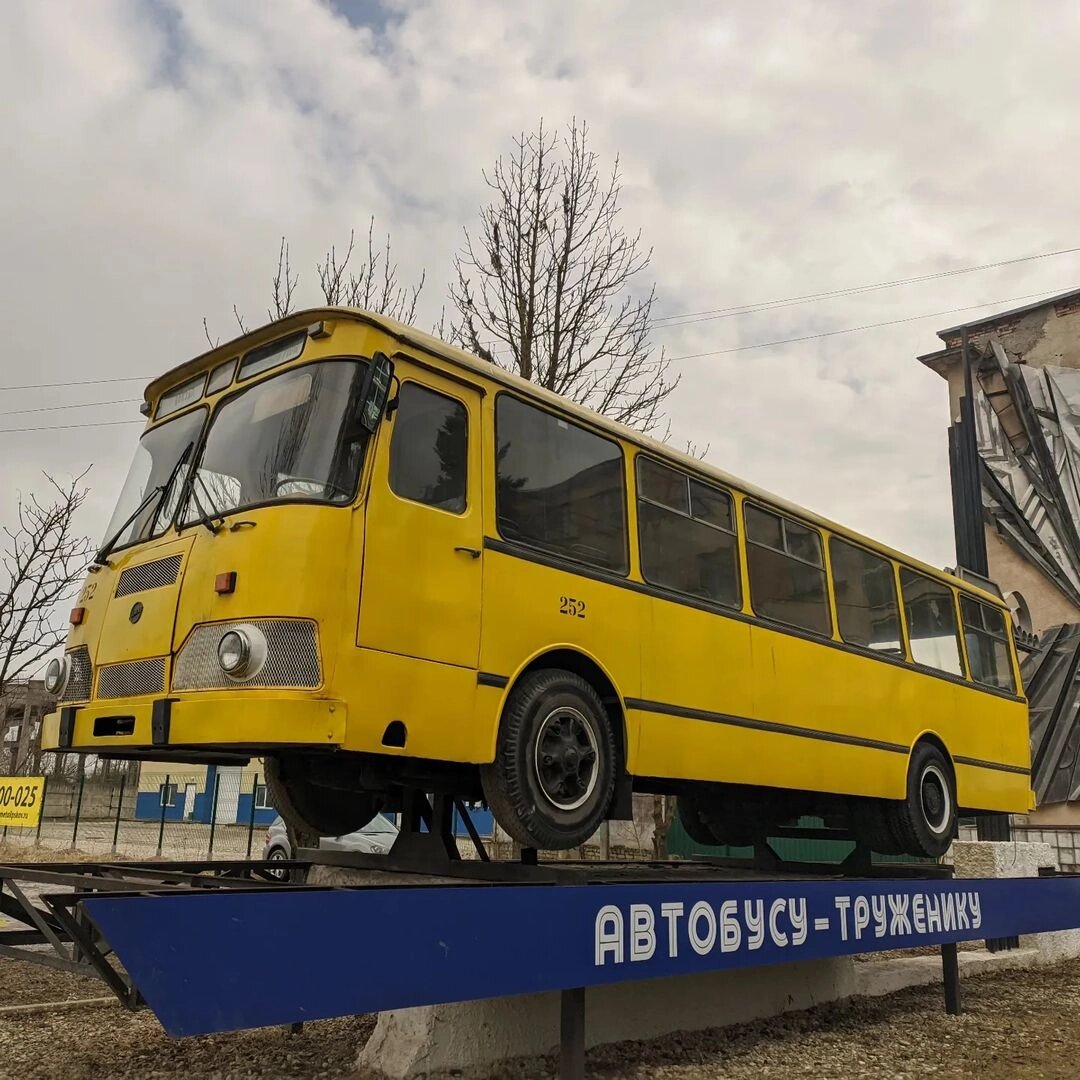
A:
[262,813,399,878]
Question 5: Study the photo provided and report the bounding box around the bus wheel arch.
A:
[482,650,625,850]
[506,648,628,776]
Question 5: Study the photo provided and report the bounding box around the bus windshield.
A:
[100,408,207,554]
[181,359,368,523]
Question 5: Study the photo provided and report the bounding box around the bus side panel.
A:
[337,648,484,762]
[949,689,1031,812]
[633,596,753,781]
[478,548,644,766]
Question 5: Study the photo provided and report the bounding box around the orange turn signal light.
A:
[69,607,85,625]
[214,571,237,595]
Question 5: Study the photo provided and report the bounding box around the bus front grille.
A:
[96,658,167,699]
[115,555,183,598]
[59,646,92,703]
[171,620,321,691]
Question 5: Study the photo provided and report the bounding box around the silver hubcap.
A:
[920,764,952,835]
[533,706,599,812]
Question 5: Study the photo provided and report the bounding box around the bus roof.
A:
[147,306,1004,607]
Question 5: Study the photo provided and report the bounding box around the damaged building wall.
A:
[921,288,1080,822]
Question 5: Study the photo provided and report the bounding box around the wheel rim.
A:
[920,764,952,835]
[533,706,599,812]
[268,850,287,878]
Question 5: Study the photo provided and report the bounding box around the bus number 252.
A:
[559,596,586,619]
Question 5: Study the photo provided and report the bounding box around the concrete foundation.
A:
[359,958,856,1078]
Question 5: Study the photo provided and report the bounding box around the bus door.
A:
[357,368,483,669]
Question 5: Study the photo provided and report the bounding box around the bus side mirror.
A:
[359,352,395,433]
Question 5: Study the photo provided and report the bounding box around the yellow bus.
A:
[42,307,1031,858]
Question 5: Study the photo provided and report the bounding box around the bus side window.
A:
[388,383,468,513]
[961,596,1016,692]
[829,538,903,653]
[899,568,964,676]
[744,504,831,636]
[636,456,740,608]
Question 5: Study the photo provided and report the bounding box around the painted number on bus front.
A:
[559,596,586,619]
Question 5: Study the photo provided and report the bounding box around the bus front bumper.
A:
[41,695,346,756]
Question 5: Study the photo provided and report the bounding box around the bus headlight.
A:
[216,625,268,681]
[44,656,68,695]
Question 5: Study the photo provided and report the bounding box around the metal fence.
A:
[0,769,274,861]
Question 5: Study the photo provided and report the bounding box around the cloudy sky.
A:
[4,0,1080,571]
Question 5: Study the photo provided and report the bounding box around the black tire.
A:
[677,794,720,847]
[266,845,290,881]
[265,756,380,845]
[886,742,957,858]
[481,669,617,850]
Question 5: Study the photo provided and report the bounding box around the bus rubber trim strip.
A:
[625,696,1029,775]
[477,672,509,688]
[151,699,174,746]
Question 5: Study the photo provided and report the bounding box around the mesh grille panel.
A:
[172,620,320,690]
[97,658,166,699]
[59,646,92,703]
[115,555,183,598]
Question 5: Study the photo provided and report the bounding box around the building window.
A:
[962,596,1017,692]
[388,383,468,513]
[636,456,740,608]
[495,395,627,572]
[254,783,271,810]
[829,538,903,654]
[899,569,964,676]
[159,782,178,808]
[744,504,831,636]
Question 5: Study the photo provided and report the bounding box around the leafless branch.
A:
[269,237,298,320]
[232,305,248,335]
[449,117,677,435]
[202,318,218,349]
[0,472,93,700]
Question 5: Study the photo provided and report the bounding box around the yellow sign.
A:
[0,776,45,828]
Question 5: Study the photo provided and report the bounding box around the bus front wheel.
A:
[481,669,617,851]
[265,756,381,844]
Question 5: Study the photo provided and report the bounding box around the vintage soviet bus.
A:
[42,308,1032,857]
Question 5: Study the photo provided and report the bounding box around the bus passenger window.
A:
[961,596,1016,692]
[829,538,902,653]
[899,569,963,676]
[744,505,830,635]
[388,384,468,513]
[495,396,627,572]
[637,457,740,608]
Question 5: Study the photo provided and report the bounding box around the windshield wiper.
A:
[185,470,226,534]
[95,442,194,565]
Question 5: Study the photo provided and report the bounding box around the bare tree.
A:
[0,472,92,698]
[450,118,678,437]
[210,221,426,344]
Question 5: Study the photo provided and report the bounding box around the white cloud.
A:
[2,0,1080,574]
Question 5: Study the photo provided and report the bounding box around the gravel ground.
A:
[3,953,1080,1078]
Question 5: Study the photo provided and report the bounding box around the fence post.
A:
[71,773,85,849]
[246,772,259,858]
[156,774,170,857]
[35,775,48,844]
[207,773,221,858]
[112,773,126,853]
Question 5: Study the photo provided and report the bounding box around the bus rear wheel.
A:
[481,669,617,851]
[265,756,381,844]
[885,743,957,859]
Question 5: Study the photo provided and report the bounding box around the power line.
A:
[667,287,1067,361]
[0,375,150,393]
[0,397,139,419]
[0,416,143,434]
[652,243,1080,328]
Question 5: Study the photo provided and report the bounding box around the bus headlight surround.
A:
[216,625,268,681]
[44,656,68,696]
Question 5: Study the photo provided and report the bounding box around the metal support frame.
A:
[941,942,961,1015]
